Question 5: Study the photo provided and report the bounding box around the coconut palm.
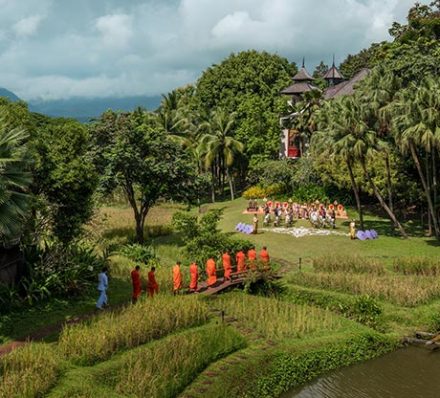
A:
[314,99,365,230]
[0,125,32,242]
[198,109,244,201]
[391,77,440,237]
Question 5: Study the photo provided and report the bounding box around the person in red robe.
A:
[236,250,246,272]
[131,265,142,304]
[259,246,270,270]
[147,266,159,298]
[206,258,217,287]
[189,262,198,291]
[173,261,183,295]
[222,250,232,281]
[247,246,257,270]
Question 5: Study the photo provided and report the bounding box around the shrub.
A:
[118,243,156,264]
[291,184,329,203]
[111,325,246,398]
[173,209,252,266]
[313,255,385,275]
[393,257,440,276]
[0,343,60,398]
[352,295,383,328]
[17,242,106,308]
[58,295,209,365]
[243,185,267,199]
[244,268,286,297]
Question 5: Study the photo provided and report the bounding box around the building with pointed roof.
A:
[280,57,370,159]
[280,59,319,101]
[323,56,344,86]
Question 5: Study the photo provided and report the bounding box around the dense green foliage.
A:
[195,50,294,162]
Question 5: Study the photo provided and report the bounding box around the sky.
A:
[0,0,429,101]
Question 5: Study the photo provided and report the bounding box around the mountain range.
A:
[0,88,162,122]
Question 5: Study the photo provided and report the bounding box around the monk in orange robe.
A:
[173,262,182,295]
[259,246,270,270]
[247,246,257,270]
[147,267,159,298]
[131,265,142,304]
[236,250,246,272]
[206,258,217,287]
[189,262,198,291]
[222,251,232,281]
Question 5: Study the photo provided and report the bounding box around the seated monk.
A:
[236,250,246,273]
[222,251,232,280]
[189,262,198,291]
[147,267,159,298]
[206,258,217,287]
[247,246,257,270]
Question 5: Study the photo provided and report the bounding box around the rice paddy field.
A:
[1,198,439,397]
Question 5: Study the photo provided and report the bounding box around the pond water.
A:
[283,347,440,398]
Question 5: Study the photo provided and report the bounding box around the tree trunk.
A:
[135,216,144,244]
[361,160,407,238]
[346,159,364,230]
[432,150,438,232]
[226,167,234,201]
[124,184,145,243]
[425,154,433,237]
[409,142,440,238]
[385,155,394,214]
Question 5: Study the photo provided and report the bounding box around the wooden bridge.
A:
[195,271,248,295]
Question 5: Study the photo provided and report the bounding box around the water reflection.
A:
[284,347,440,398]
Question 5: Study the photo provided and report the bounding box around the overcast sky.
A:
[0,0,428,101]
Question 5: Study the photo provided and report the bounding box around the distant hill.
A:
[0,88,21,102]
[0,87,162,122]
[28,96,162,122]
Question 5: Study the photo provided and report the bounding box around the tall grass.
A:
[312,255,385,275]
[59,295,209,365]
[291,271,440,307]
[393,256,440,276]
[215,294,343,340]
[110,325,246,398]
[0,343,60,398]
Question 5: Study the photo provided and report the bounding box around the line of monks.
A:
[130,246,271,302]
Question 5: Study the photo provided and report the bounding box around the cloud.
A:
[0,0,430,101]
[13,15,44,37]
[95,13,133,49]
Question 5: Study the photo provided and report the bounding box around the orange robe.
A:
[147,271,159,297]
[173,265,182,291]
[206,258,217,287]
[189,263,198,290]
[259,249,270,269]
[222,253,232,280]
[131,269,142,300]
[236,251,246,272]
[247,249,257,270]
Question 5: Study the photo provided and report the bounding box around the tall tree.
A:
[198,109,244,201]
[90,111,197,243]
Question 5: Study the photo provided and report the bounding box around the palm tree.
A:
[315,99,365,230]
[0,126,32,242]
[391,77,440,237]
[198,109,244,201]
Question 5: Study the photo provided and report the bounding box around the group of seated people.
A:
[130,246,271,302]
[258,200,347,229]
